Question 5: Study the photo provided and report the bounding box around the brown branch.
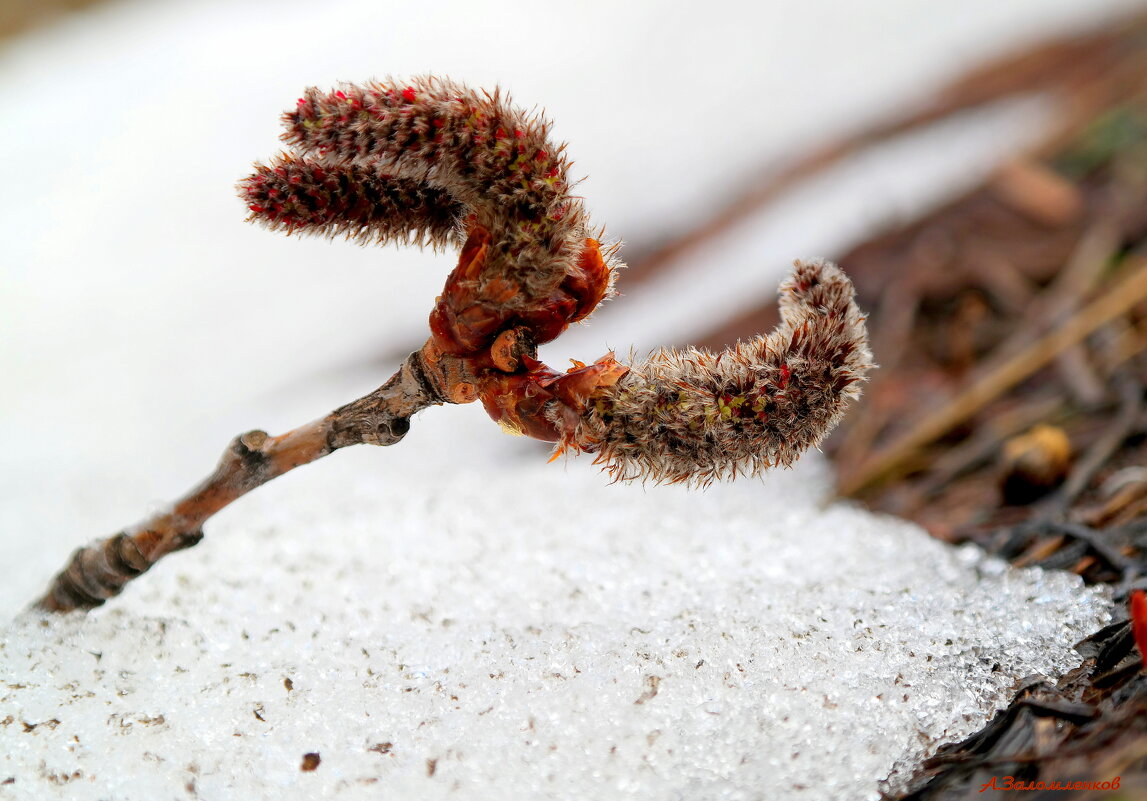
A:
[31,341,494,612]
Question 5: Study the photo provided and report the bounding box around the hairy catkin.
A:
[275,76,600,302]
[575,259,873,485]
[240,153,466,248]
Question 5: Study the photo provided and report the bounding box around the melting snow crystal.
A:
[0,453,1109,800]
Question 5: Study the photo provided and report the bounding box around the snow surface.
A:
[0,0,1139,798]
[0,455,1110,800]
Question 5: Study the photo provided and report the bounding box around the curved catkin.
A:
[240,153,466,248]
[278,76,598,301]
[574,259,873,485]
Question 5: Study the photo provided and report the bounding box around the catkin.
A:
[575,259,873,486]
[240,154,465,248]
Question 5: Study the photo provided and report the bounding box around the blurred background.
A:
[4,1,1147,796]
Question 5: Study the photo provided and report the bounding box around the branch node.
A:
[239,430,269,450]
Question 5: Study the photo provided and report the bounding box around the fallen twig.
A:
[33,77,872,612]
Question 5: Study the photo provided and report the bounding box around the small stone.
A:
[1000,424,1072,504]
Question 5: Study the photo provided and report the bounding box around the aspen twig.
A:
[34,77,872,612]
[34,342,494,611]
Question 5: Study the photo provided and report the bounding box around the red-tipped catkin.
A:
[279,77,600,303]
[239,153,464,248]
[573,260,873,485]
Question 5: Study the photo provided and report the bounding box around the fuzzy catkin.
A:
[278,76,599,304]
[575,259,873,486]
[240,153,465,248]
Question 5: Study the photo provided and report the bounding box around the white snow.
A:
[0,453,1109,800]
[0,0,1134,798]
